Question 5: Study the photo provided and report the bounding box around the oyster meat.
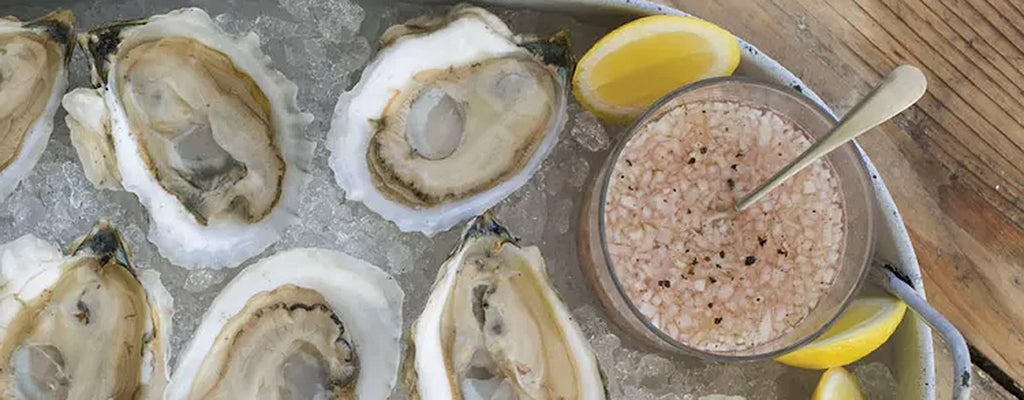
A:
[406,213,606,399]
[62,8,314,269]
[329,5,571,235]
[166,248,404,400]
[0,10,74,201]
[0,221,173,400]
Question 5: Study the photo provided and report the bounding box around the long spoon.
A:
[713,65,927,221]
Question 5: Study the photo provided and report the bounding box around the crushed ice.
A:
[570,103,611,152]
[853,362,897,400]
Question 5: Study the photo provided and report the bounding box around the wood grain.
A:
[653,0,1024,390]
[935,334,1018,400]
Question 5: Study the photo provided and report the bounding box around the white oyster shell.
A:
[166,248,404,400]
[62,8,314,269]
[0,10,73,201]
[0,222,173,400]
[407,213,606,399]
[328,5,568,235]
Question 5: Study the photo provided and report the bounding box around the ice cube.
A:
[183,269,227,293]
[853,362,897,400]
[638,353,676,389]
[570,106,611,152]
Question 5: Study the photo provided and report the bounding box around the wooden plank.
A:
[934,334,1018,400]
[650,0,1024,388]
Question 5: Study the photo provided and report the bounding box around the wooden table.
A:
[652,0,1024,397]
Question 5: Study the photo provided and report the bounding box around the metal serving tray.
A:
[0,0,966,398]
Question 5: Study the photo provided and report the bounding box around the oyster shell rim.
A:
[0,9,74,202]
[327,5,570,236]
[0,220,174,400]
[405,212,608,399]
[65,7,316,269]
[165,247,405,400]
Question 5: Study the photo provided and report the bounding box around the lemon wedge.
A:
[812,367,866,400]
[776,296,907,369]
[572,15,741,124]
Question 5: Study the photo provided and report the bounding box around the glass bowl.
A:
[577,77,877,360]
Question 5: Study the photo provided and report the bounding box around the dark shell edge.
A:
[68,219,138,277]
[23,9,76,65]
[77,18,147,87]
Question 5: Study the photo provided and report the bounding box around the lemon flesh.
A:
[572,15,740,124]
[812,367,866,400]
[776,296,907,369]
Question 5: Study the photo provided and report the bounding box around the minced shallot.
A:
[604,101,845,351]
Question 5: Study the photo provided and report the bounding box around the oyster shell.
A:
[0,10,74,201]
[62,8,314,269]
[406,213,606,399]
[0,221,173,400]
[166,248,404,400]
[329,5,571,235]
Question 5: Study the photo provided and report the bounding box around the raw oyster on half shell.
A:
[0,10,74,201]
[406,213,606,399]
[329,5,571,235]
[0,221,173,400]
[62,8,314,269]
[166,248,404,400]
